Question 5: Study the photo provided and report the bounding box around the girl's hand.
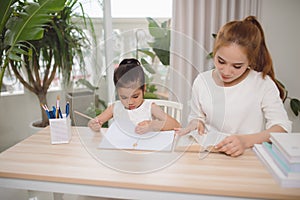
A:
[135,120,152,134]
[214,135,247,157]
[88,118,102,132]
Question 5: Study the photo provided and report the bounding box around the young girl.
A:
[175,16,292,157]
[88,58,180,134]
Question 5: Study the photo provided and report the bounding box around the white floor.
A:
[0,188,119,200]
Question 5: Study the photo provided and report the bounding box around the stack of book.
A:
[253,133,300,188]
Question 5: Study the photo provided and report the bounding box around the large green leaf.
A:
[0,0,16,34]
[141,58,156,74]
[4,0,66,47]
[147,17,165,38]
[1,0,66,91]
[146,17,170,66]
[138,48,156,60]
[290,98,300,116]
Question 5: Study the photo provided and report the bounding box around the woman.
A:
[175,16,291,157]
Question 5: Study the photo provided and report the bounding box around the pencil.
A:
[56,95,60,118]
[74,110,94,120]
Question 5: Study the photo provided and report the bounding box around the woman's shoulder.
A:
[200,69,213,77]
[248,70,275,84]
[194,69,213,82]
[247,70,278,91]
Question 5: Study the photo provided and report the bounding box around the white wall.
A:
[260,0,300,131]
[0,0,299,152]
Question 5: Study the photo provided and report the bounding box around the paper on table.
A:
[188,126,229,152]
[98,120,175,151]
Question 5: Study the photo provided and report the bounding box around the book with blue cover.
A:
[253,144,300,188]
[270,133,300,163]
[262,142,300,177]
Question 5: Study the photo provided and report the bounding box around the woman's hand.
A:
[214,135,247,157]
[175,119,205,136]
[88,118,102,132]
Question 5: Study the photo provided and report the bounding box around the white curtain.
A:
[169,0,261,126]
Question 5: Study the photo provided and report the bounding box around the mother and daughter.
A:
[88,16,291,157]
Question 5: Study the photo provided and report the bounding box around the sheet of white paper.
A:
[188,126,229,152]
[99,121,175,151]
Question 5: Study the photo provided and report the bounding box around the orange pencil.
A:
[56,95,60,118]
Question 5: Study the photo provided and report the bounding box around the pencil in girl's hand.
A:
[74,110,93,120]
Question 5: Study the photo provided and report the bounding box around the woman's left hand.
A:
[214,135,247,157]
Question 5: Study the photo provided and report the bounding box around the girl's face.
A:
[213,43,250,87]
[117,87,144,110]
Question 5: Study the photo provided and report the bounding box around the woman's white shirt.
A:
[189,69,292,134]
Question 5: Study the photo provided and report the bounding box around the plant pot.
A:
[29,119,45,135]
[66,90,97,126]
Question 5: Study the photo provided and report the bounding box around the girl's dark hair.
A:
[113,58,145,92]
[213,16,285,99]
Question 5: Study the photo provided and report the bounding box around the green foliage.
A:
[0,0,66,90]
[0,0,95,127]
[137,17,170,66]
[289,98,300,117]
[85,102,108,128]
[147,17,170,66]
[277,80,300,118]
[135,18,171,100]
[141,58,156,74]
[76,79,99,91]
[207,33,217,59]
[144,84,158,99]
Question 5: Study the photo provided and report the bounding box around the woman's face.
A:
[214,43,250,86]
[117,87,144,110]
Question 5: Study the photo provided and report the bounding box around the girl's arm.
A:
[88,104,114,132]
[152,103,181,131]
[135,103,180,134]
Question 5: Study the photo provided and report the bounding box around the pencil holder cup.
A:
[49,114,71,144]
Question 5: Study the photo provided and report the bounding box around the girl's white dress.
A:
[113,99,153,125]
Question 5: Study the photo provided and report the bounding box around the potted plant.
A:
[0,0,94,127]
[136,17,171,99]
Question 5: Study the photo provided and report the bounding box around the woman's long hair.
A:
[213,16,285,99]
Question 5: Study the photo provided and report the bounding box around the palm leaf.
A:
[1,0,65,90]
[0,0,16,34]
[4,0,66,57]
